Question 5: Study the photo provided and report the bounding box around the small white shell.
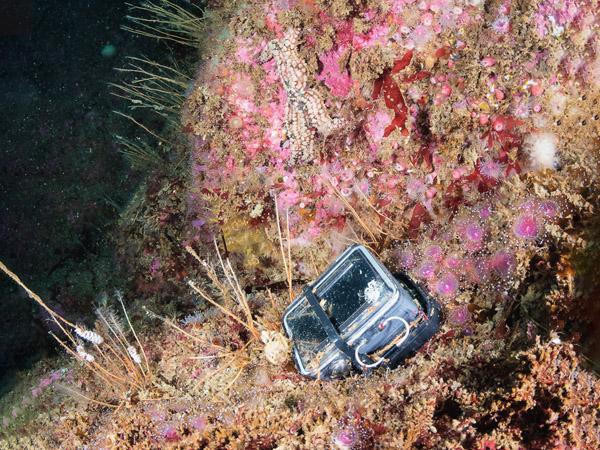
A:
[261,330,289,366]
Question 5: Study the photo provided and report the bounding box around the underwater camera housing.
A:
[282,244,442,379]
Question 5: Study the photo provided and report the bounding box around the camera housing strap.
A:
[302,286,374,371]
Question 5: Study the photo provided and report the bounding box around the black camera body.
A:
[282,245,442,379]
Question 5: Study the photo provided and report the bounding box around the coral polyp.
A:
[435,272,459,297]
[513,213,540,240]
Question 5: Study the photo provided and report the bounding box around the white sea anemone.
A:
[526,132,559,170]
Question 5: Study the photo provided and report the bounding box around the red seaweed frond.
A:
[372,50,421,138]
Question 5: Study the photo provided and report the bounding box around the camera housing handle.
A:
[302,285,374,372]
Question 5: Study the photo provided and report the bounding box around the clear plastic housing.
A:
[283,245,421,376]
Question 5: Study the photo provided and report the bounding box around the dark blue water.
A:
[0,0,163,394]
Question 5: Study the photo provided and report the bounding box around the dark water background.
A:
[0,0,163,396]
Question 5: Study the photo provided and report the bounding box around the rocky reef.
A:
[1,0,600,448]
[183,0,600,364]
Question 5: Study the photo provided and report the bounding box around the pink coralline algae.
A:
[353,24,391,50]
[317,47,353,98]
[278,186,301,209]
[235,38,262,65]
[365,110,392,150]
